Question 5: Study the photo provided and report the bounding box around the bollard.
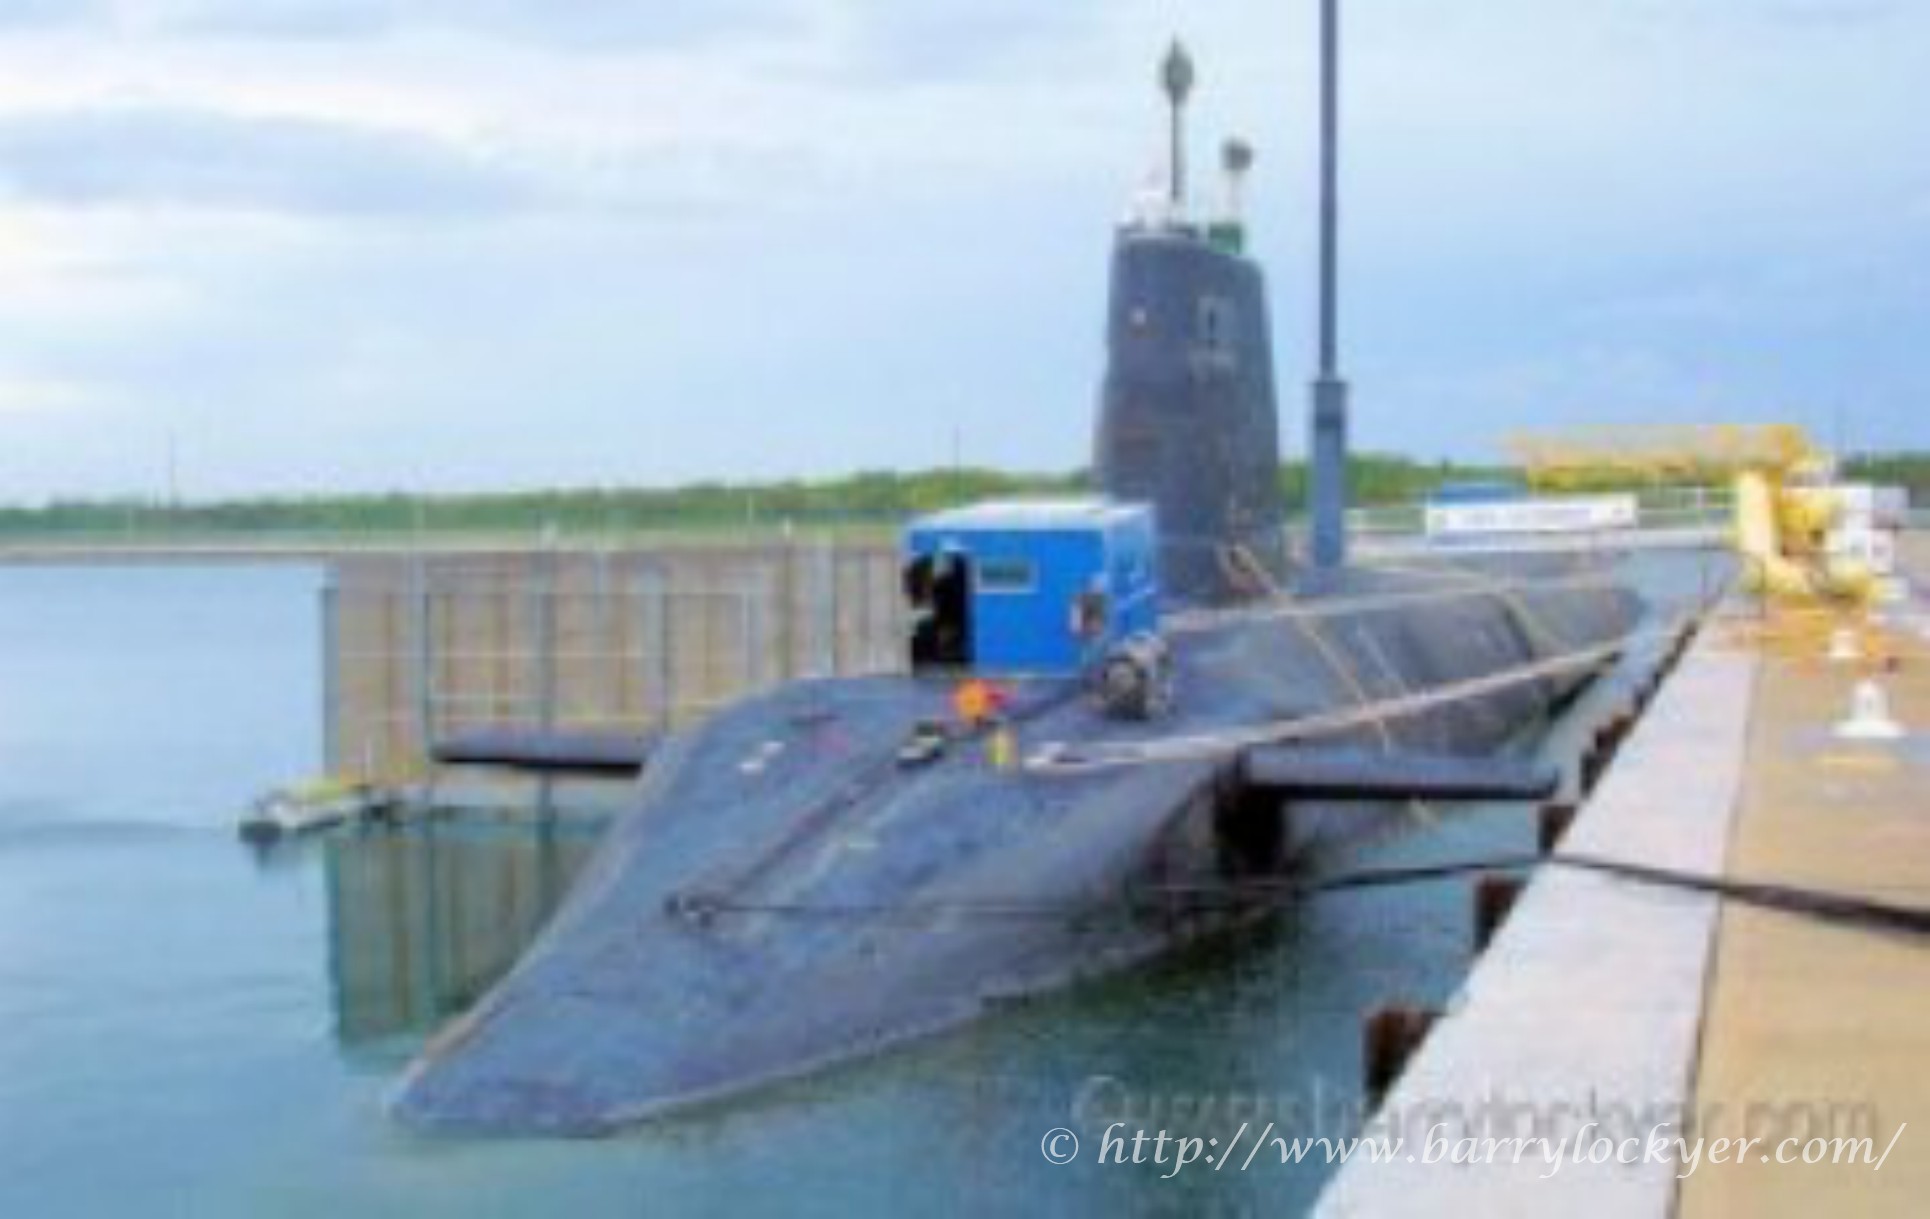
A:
[1472,874,1525,953]
[1363,1005,1440,1106]
[1828,627,1862,665]
[1836,680,1905,742]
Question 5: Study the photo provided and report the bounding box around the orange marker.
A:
[953,679,1008,729]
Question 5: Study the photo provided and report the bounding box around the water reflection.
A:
[323,816,605,1044]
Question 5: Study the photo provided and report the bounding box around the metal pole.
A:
[642,562,672,729]
[533,553,559,736]
[1309,0,1351,572]
[595,549,619,725]
[1162,41,1195,209]
[321,575,341,775]
[1170,98,1186,206]
[532,550,559,822]
[411,555,435,766]
[1318,0,1340,379]
[741,577,762,693]
[807,536,836,678]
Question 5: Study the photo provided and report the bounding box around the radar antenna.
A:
[1161,40,1195,209]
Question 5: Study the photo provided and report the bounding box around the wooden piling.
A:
[1363,1004,1440,1105]
[1473,874,1525,953]
[1538,800,1577,855]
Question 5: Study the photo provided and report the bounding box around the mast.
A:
[1162,40,1195,209]
[1308,0,1350,571]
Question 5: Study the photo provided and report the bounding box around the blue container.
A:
[903,499,1159,677]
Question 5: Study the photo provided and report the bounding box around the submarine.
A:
[391,46,1646,1136]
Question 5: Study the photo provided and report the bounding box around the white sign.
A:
[1426,495,1639,540]
[1835,484,1910,530]
[1829,483,1907,578]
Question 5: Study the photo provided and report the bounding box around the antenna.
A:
[1161,40,1195,209]
[1219,138,1254,247]
[1204,138,1256,254]
[1222,139,1254,216]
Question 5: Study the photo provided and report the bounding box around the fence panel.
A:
[323,542,904,780]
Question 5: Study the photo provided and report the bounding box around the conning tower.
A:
[1094,42,1287,606]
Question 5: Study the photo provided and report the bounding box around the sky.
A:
[0,0,1924,503]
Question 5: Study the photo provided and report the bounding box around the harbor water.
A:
[0,561,1692,1216]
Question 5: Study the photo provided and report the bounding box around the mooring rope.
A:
[1021,619,1682,776]
[1283,608,1402,753]
[667,851,1930,943]
[1141,852,1930,941]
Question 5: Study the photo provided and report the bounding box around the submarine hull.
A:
[393,58,1657,1133]
[392,565,1641,1135]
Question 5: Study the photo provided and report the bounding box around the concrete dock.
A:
[1319,549,1930,1214]
[1681,594,1930,1213]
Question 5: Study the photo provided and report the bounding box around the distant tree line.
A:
[0,468,1087,539]
[1,451,1916,541]
[1844,452,1930,503]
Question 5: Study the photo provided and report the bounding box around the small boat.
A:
[239,777,397,845]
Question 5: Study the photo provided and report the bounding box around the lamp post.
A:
[1308,0,1350,572]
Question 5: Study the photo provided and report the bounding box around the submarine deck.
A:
[1316,536,1930,1216]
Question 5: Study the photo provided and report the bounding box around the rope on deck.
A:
[1021,619,1684,776]
[669,850,1930,942]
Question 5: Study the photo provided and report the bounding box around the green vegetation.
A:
[1,451,1915,546]
[1845,452,1930,503]
[0,455,1507,543]
[0,469,1082,542]
[1280,455,1513,508]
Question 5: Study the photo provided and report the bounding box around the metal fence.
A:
[1341,485,1736,541]
[322,543,905,781]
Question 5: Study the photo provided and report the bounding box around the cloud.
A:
[0,371,107,414]
[0,107,539,218]
[835,4,1111,81]
[0,0,101,29]
[1720,0,1901,30]
[0,0,1926,501]
[10,0,819,51]
[0,1,1104,77]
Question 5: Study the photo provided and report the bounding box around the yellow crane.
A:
[1504,424,1874,604]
